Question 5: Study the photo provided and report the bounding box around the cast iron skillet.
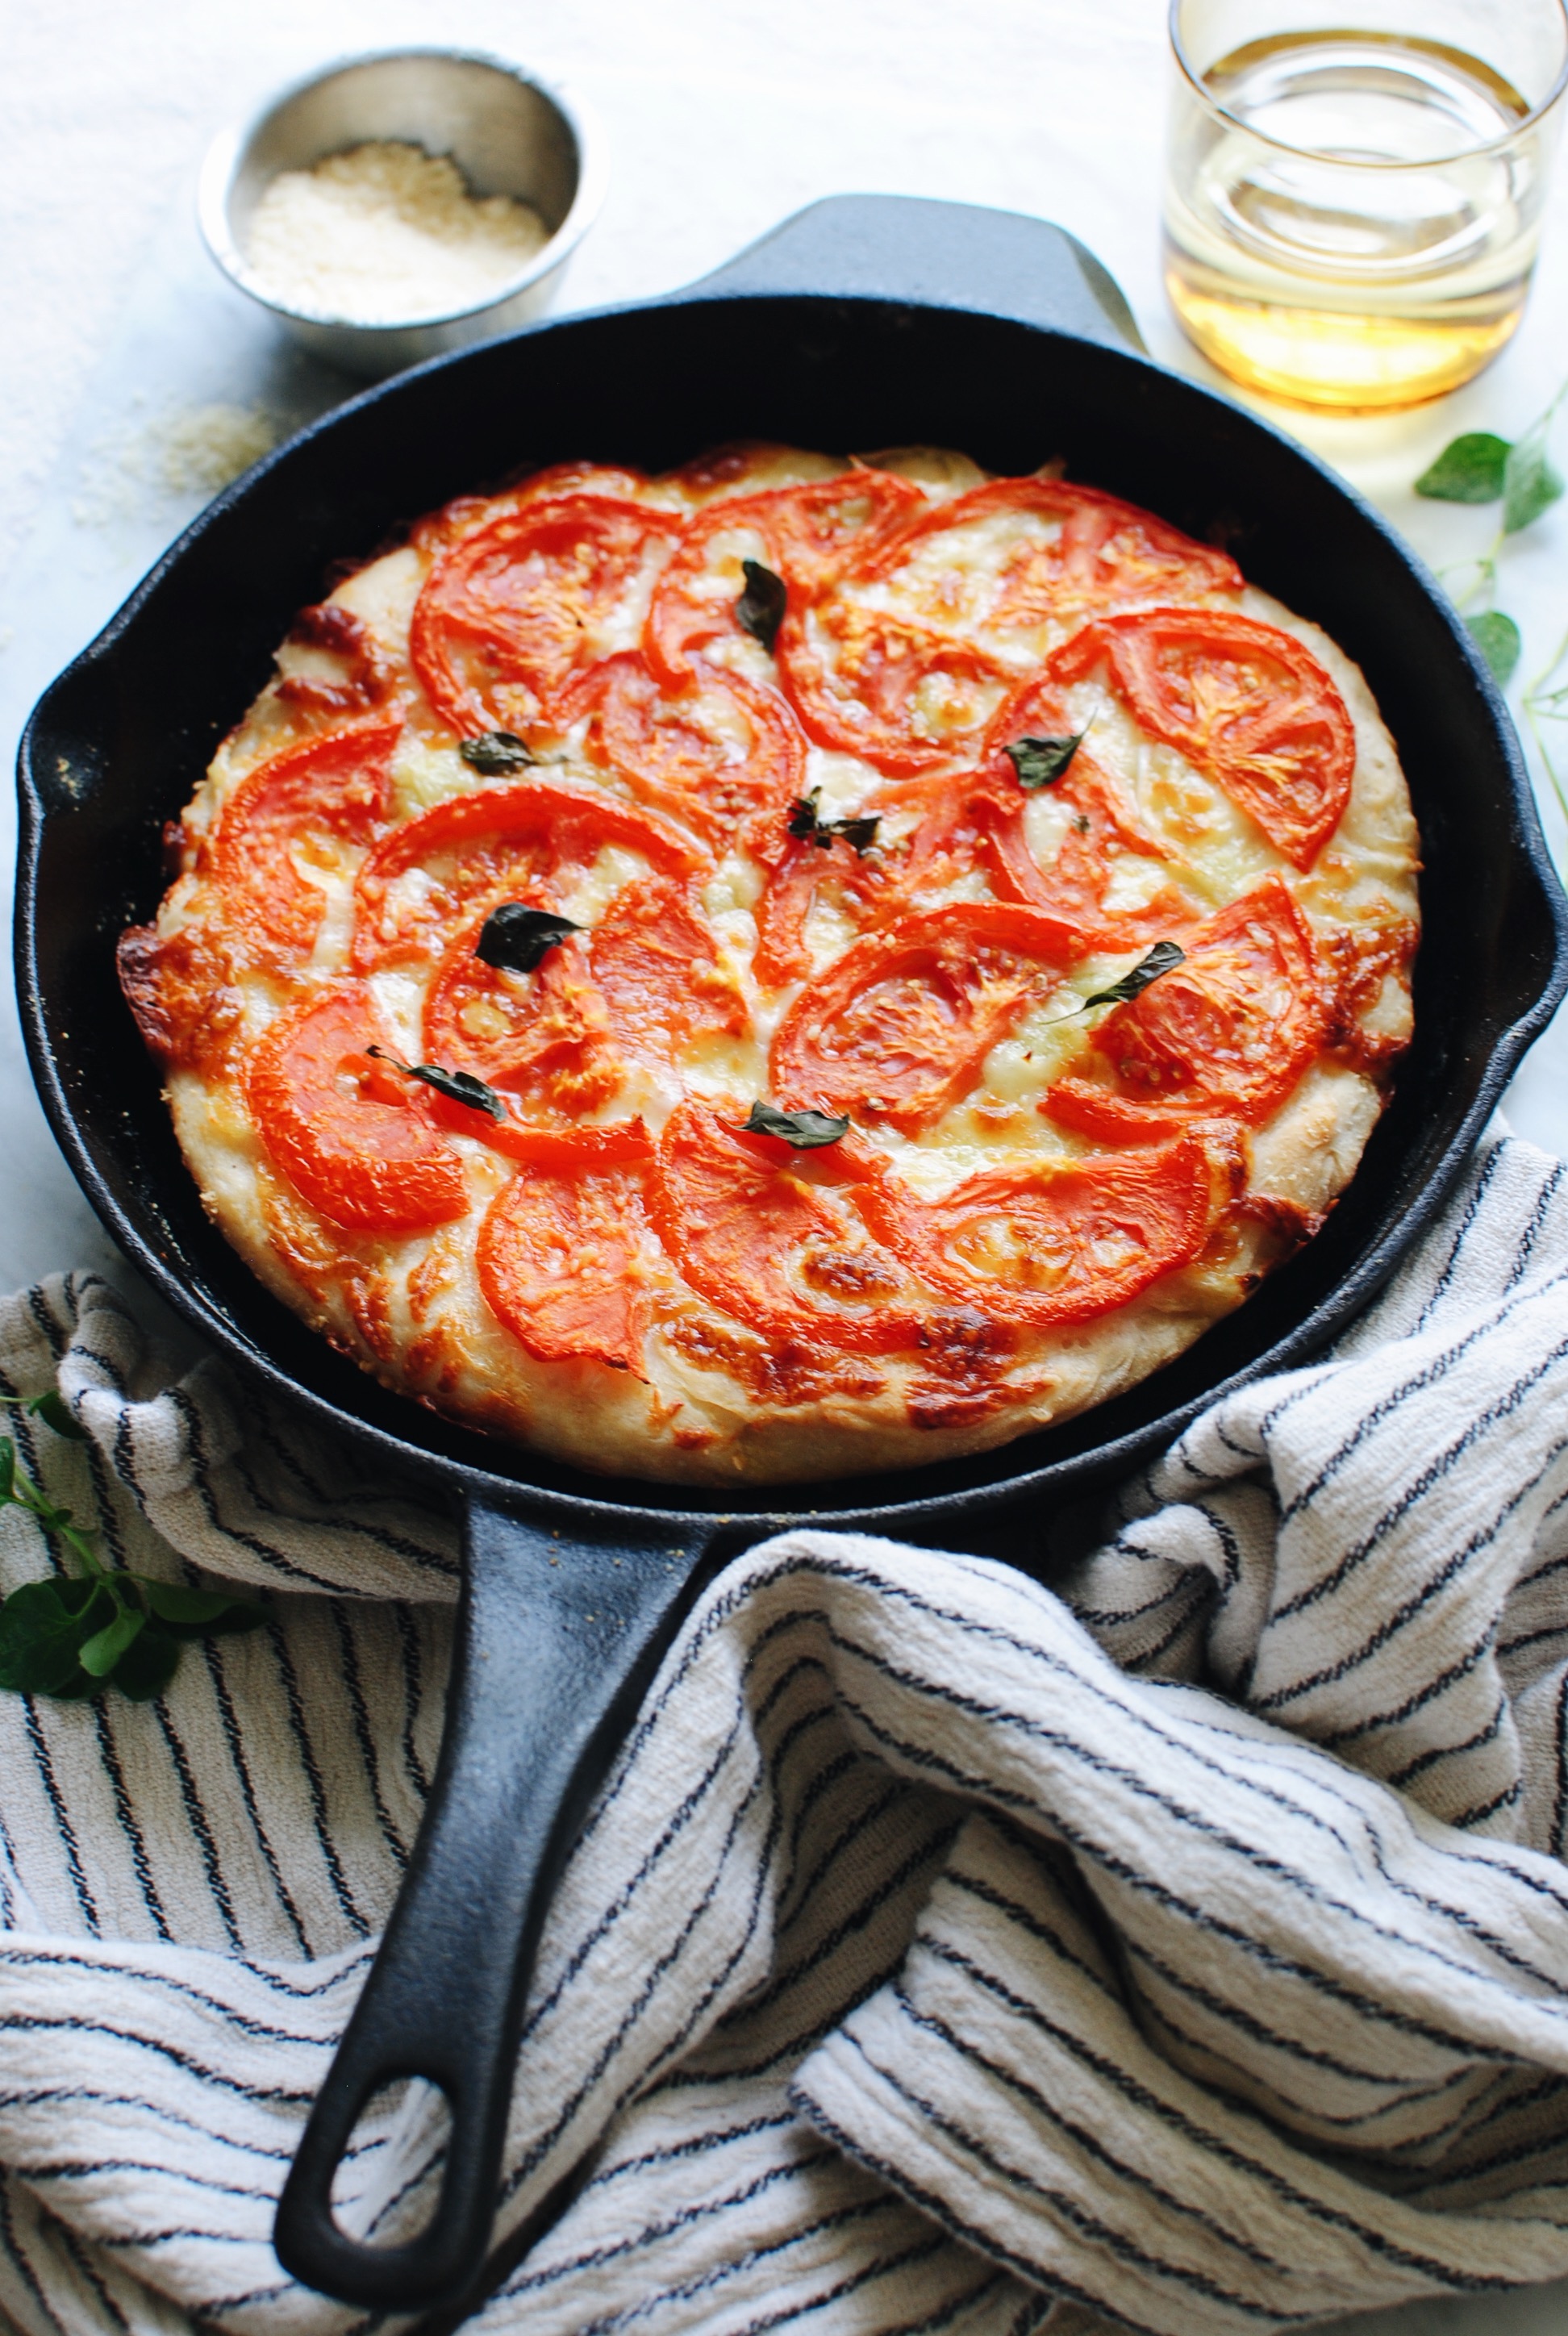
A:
[17,197,1568,2316]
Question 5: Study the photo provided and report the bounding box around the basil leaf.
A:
[834,815,880,856]
[1415,432,1512,503]
[1006,733,1085,789]
[0,1438,14,1504]
[27,1391,86,1441]
[1503,428,1565,534]
[786,791,880,856]
[114,1625,181,1701]
[1082,940,1186,1011]
[736,560,787,653]
[1466,610,1523,686]
[0,1576,108,1695]
[459,731,535,774]
[365,1045,505,1122]
[741,1102,850,1149]
[79,1604,146,1678]
[475,903,581,972]
[139,1580,246,1626]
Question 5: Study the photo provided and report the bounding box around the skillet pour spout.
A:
[15,196,1567,2314]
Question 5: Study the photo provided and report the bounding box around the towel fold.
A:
[2,1125,1567,2336]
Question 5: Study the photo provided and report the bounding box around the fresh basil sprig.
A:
[741,1102,850,1149]
[0,1409,265,1703]
[787,790,880,856]
[365,1045,505,1120]
[1046,941,1186,1025]
[1416,382,1566,685]
[736,560,787,653]
[475,903,581,972]
[1005,732,1086,790]
[460,731,536,774]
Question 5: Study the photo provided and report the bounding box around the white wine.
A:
[1165,31,1549,409]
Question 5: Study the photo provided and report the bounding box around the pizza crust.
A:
[131,444,1420,1487]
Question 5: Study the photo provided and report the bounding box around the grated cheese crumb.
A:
[244,140,550,324]
[73,403,278,528]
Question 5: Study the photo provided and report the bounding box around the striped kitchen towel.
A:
[3,1122,1568,2336]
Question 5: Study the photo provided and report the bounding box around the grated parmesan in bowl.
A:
[245,141,551,325]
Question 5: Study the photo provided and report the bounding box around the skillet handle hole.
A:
[327,2075,453,2250]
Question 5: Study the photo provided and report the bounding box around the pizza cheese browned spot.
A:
[119,443,1420,1486]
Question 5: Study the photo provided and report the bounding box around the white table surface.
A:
[3,6,1567,2328]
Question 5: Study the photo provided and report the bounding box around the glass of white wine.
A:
[1165,0,1568,410]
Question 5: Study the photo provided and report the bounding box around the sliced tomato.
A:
[649,1103,921,1354]
[749,774,991,989]
[1050,609,1355,870]
[477,1140,656,1374]
[856,478,1242,636]
[247,982,465,1233]
[351,781,702,970]
[769,900,1083,1133]
[561,653,806,844]
[590,878,748,1060]
[1044,874,1328,1141]
[211,717,401,965]
[423,919,620,1117]
[973,674,1197,945]
[644,469,925,683]
[776,599,1011,777]
[410,495,686,735]
[857,1136,1213,1327]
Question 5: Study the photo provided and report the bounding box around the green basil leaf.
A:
[1414,432,1512,503]
[0,1577,108,1695]
[1503,429,1566,534]
[1005,733,1085,789]
[459,730,535,774]
[786,791,880,855]
[1082,940,1186,1011]
[79,1604,146,1679]
[113,1625,181,1701]
[0,1437,14,1504]
[1466,610,1523,686]
[27,1391,87,1440]
[474,903,581,973]
[138,1580,244,1625]
[736,560,787,653]
[741,1102,850,1149]
[365,1045,505,1122]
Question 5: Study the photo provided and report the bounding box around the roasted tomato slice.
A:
[770,901,1083,1133]
[650,1103,921,1354]
[855,478,1243,638]
[777,599,1012,777]
[410,494,686,735]
[1050,609,1355,870]
[644,468,925,683]
[1045,874,1328,1141]
[857,1136,1213,1327]
[211,717,401,965]
[561,653,807,844]
[424,919,619,1117]
[590,878,748,1060]
[351,781,702,969]
[248,981,465,1233]
[477,1133,657,1374]
[974,675,1198,945]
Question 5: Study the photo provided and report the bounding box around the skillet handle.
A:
[684,191,1146,354]
[273,1499,715,2314]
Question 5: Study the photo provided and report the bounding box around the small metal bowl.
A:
[198,47,606,378]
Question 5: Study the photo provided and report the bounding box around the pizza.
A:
[118,441,1420,1485]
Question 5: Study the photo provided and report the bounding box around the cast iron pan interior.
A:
[17,199,1568,2316]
